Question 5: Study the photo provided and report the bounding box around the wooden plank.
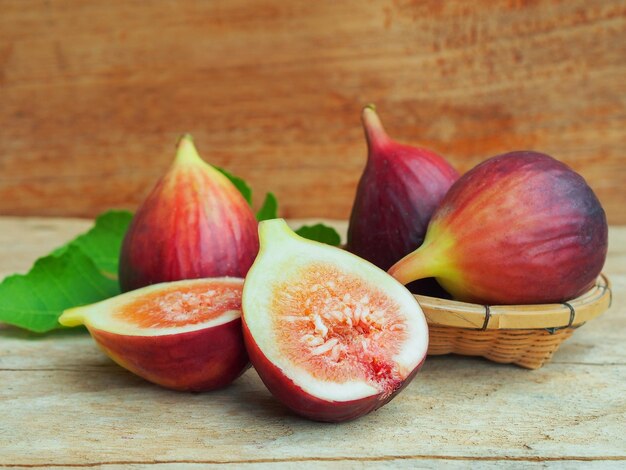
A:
[0,216,92,278]
[2,461,625,469]
[0,1,625,222]
[1,361,625,465]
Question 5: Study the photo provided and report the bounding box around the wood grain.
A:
[0,217,625,467]
[0,1,625,222]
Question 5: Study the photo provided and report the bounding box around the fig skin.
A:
[91,318,249,392]
[347,105,459,272]
[242,318,425,423]
[389,151,608,305]
[119,135,259,292]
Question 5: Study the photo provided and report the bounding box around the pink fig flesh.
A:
[243,220,428,422]
[243,319,425,422]
[347,105,459,273]
[389,151,608,305]
[59,278,249,392]
[119,135,259,292]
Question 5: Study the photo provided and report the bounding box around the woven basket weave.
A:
[415,274,611,369]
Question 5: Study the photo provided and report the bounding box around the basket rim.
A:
[415,273,611,330]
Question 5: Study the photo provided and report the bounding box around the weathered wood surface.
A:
[1,1,625,223]
[0,217,625,468]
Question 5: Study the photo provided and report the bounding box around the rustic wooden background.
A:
[1,0,625,223]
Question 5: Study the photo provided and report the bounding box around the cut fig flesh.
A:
[243,219,428,422]
[60,278,248,391]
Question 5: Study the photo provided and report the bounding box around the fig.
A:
[59,278,248,391]
[389,151,608,305]
[347,105,459,272]
[242,219,428,422]
[119,135,259,292]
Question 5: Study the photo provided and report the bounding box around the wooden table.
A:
[1,217,625,468]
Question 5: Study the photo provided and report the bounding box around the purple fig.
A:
[389,151,608,305]
[347,105,459,276]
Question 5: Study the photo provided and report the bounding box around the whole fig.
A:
[347,105,459,272]
[119,135,259,292]
[389,151,608,305]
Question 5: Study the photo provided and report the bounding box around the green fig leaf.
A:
[215,167,253,206]
[51,210,133,279]
[295,223,342,246]
[0,246,121,333]
[256,192,278,221]
[0,210,133,332]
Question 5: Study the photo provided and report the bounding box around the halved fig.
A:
[59,278,248,392]
[242,219,428,422]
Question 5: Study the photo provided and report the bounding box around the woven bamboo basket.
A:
[414,274,612,369]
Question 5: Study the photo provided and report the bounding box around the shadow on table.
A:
[0,323,88,339]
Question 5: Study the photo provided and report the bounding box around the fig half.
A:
[243,219,428,422]
[59,278,248,391]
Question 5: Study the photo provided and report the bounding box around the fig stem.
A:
[388,247,434,286]
[361,105,390,152]
[58,307,86,327]
[258,218,296,247]
[175,133,205,166]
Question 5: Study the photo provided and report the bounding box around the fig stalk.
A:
[175,133,204,165]
[362,104,391,150]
